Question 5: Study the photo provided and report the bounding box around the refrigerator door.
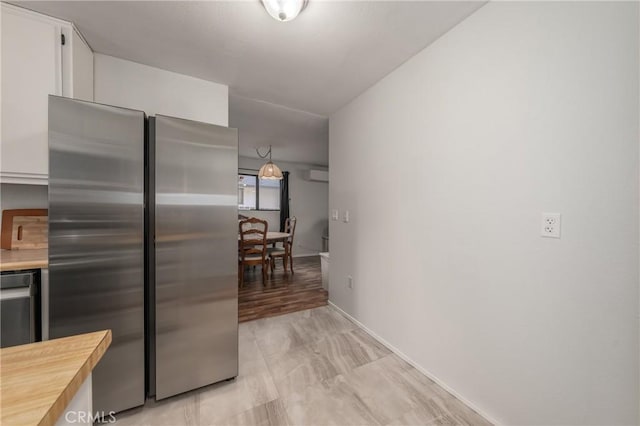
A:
[48,96,145,413]
[153,115,238,400]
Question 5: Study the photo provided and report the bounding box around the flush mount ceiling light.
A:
[256,145,283,180]
[260,0,308,22]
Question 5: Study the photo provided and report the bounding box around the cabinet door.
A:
[1,5,62,181]
[71,29,94,102]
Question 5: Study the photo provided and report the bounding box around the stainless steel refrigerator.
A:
[48,95,146,414]
[149,115,239,400]
[48,97,239,411]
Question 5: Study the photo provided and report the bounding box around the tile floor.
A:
[115,307,491,426]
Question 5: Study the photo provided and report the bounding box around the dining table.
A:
[263,231,291,244]
[238,231,290,243]
[238,231,292,273]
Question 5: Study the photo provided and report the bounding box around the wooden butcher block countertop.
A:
[0,248,48,271]
[0,330,112,426]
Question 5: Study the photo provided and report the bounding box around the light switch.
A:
[343,210,350,223]
[331,209,339,221]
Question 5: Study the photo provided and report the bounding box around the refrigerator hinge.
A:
[61,33,66,46]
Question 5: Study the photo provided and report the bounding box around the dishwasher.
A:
[0,270,40,348]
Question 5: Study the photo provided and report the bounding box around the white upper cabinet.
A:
[1,5,61,183]
[71,29,94,102]
[1,3,94,185]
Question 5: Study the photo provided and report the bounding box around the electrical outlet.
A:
[541,213,561,238]
[347,275,353,289]
[331,209,339,221]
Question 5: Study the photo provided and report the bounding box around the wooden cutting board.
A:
[1,209,48,250]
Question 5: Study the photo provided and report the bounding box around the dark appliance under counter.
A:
[0,269,41,348]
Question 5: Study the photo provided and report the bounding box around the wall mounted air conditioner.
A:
[307,169,329,182]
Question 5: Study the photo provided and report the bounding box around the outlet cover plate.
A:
[541,213,561,238]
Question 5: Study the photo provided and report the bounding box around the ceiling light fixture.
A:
[256,145,283,180]
[260,0,308,22]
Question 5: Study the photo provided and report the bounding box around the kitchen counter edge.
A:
[0,248,48,271]
[0,330,112,426]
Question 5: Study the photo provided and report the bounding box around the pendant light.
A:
[261,0,308,22]
[256,145,283,180]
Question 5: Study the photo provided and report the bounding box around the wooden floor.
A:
[238,255,328,323]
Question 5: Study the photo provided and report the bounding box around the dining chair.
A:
[238,217,269,287]
[269,217,297,274]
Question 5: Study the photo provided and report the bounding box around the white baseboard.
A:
[328,301,499,426]
[292,253,319,258]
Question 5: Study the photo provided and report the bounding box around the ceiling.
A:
[16,0,484,116]
[14,0,484,165]
[230,94,328,165]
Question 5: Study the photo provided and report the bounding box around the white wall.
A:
[239,156,328,257]
[0,184,48,211]
[329,2,639,425]
[94,54,228,125]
